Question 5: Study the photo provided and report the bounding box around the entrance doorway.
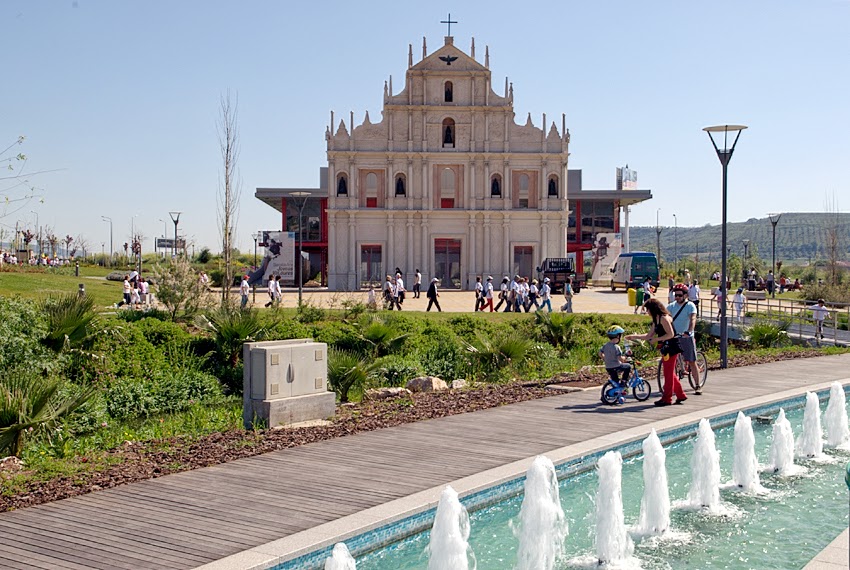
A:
[513,246,534,279]
[434,239,461,289]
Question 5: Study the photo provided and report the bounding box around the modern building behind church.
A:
[256,35,651,291]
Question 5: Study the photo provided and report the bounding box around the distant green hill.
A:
[628,213,850,264]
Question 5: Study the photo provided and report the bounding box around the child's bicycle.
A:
[600,348,652,405]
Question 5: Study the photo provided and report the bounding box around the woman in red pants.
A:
[626,298,687,406]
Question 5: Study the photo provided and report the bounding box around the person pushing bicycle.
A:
[667,283,701,395]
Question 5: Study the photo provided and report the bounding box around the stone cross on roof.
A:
[440,13,457,36]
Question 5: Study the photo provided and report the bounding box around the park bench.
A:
[744,290,766,301]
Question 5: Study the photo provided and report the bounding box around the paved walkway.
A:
[1,354,849,569]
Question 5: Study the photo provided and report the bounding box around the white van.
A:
[610,252,659,291]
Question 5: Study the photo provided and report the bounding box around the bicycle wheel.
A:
[601,381,620,405]
[687,352,709,391]
[633,378,651,401]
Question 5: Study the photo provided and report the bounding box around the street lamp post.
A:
[655,208,662,265]
[673,213,678,276]
[287,192,311,307]
[168,212,181,259]
[704,124,747,370]
[157,218,168,259]
[768,213,782,298]
[101,216,113,266]
[252,231,260,304]
[30,210,39,257]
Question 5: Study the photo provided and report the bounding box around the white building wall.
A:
[326,36,571,291]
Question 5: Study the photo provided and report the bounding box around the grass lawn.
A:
[0,266,123,308]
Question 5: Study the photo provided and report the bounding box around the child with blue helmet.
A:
[600,325,631,385]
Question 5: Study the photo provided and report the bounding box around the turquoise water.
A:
[357,405,849,570]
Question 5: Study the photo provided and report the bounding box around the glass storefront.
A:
[434,239,461,289]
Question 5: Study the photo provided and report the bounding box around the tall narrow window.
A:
[490,175,502,197]
[395,175,406,196]
[365,172,378,208]
[440,167,456,208]
[444,81,453,102]
[360,245,382,289]
[442,118,455,148]
[337,174,348,196]
[548,176,558,197]
[518,173,530,208]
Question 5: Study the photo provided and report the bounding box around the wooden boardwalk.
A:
[1,354,849,569]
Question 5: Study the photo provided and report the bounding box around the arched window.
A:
[440,168,456,208]
[365,172,378,208]
[548,176,558,197]
[442,118,455,148]
[395,175,406,196]
[444,81,453,103]
[336,174,348,196]
[491,175,502,197]
[518,173,530,208]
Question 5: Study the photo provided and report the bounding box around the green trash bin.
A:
[635,287,645,308]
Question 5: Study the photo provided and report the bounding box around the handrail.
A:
[699,293,849,346]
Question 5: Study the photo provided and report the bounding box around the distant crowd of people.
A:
[1,252,75,267]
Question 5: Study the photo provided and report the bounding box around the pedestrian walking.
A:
[561,277,574,312]
[481,275,494,312]
[413,269,422,298]
[731,288,746,322]
[240,274,250,309]
[426,277,441,312]
[474,276,484,311]
[539,277,553,312]
[495,276,510,311]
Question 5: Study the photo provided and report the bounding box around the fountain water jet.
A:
[324,543,356,570]
[636,429,670,536]
[595,451,633,564]
[730,412,765,493]
[687,418,721,510]
[514,455,567,570]
[769,409,799,475]
[796,392,824,459]
[428,486,473,570]
[824,382,849,448]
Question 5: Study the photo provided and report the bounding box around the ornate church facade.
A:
[325,35,571,291]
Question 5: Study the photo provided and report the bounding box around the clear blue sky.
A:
[2,0,848,254]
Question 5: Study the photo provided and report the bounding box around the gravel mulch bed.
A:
[0,348,836,512]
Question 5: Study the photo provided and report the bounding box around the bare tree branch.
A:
[217,91,242,304]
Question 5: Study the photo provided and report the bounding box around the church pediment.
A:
[411,38,487,73]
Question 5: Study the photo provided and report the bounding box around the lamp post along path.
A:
[704,124,747,370]
[768,213,782,298]
[252,231,260,304]
[287,192,311,307]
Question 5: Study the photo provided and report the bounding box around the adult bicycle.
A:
[601,349,652,405]
[656,343,708,393]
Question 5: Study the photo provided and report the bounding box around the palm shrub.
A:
[371,354,422,388]
[535,312,576,353]
[195,305,266,367]
[359,317,410,357]
[328,348,376,402]
[0,367,94,457]
[464,331,534,381]
[745,318,791,348]
[40,293,98,352]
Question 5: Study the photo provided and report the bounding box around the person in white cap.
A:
[426,277,441,312]
[481,275,495,312]
[540,277,553,312]
[495,276,510,311]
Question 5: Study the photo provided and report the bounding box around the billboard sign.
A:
[262,231,296,282]
[616,166,638,191]
[590,232,623,283]
[156,238,186,250]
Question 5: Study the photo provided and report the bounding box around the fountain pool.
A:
[353,399,849,570]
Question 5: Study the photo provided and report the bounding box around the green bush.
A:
[328,348,375,403]
[371,355,423,387]
[0,296,56,373]
[105,369,223,420]
[134,318,192,347]
[296,300,326,324]
[115,308,171,323]
[312,321,367,353]
[265,318,312,341]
